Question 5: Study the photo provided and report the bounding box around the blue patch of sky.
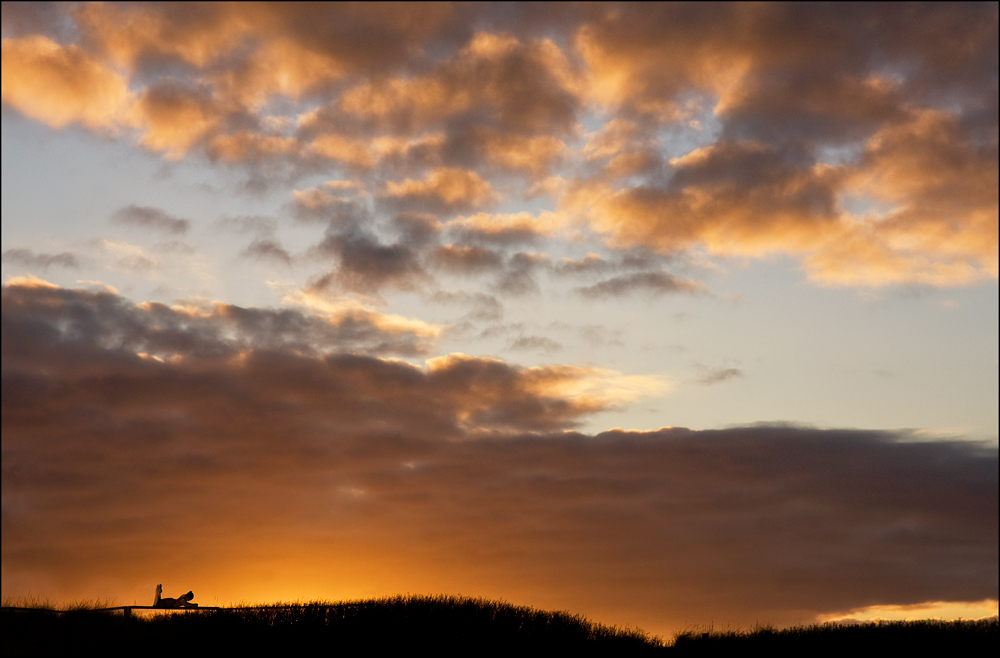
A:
[1,111,318,305]
[838,193,897,218]
[816,143,863,167]
[655,92,723,160]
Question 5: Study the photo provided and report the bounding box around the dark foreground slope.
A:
[671,618,997,657]
[2,596,996,657]
[1,595,660,656]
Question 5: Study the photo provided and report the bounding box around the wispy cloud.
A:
[2,248,80,270]
[575,271,703,298]
[112,204,190,234]
[696,366,744,385]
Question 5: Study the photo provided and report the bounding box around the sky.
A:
[2,2,997,637]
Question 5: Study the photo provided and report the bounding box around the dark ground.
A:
[2,596,996,656]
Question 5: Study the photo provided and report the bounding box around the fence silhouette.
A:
[3,605,224,618]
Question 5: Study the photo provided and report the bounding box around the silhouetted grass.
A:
[3,596,996,657]
[1,594,56,610]
[1,594,662,656]
[670,618,998,656]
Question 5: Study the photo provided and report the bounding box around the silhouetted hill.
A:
[670,618,997,656]
[1,595,660,656]
[2,596,996,656]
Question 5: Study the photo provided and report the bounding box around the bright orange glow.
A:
[817,600,1000,623]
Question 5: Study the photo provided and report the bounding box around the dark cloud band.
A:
[2,279,996,632]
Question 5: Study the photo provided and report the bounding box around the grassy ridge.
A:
[672,618,997,656]
[2,596,996,656]
[2,594,661,656]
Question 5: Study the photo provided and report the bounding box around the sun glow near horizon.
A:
[2,1,996,638]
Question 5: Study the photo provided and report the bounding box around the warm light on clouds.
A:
[1,35,134,130]
[448,211,569,240]
[384,168,498,213]
[309,133,378,168]
[479,133,567,176]
[73,1,251,70]
[525,366,672,407]
[282,287,442,344]
[3,274,61,289]
[2,3,996,638]
[2,3,993,285]
[817,599,1000,624]
[209,132,299,164]
[135,83,222,159]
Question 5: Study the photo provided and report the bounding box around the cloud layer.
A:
[2,280,996,633]
[2,3,995,289]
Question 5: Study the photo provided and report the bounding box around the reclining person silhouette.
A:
[153,584,198,608]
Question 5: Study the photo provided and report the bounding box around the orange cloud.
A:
[1,35,134,130]
[279,288,441,346]
[335,32,580,136]
[308,133,378,168]
[583,118,645,160]
[567,110,996,287]
[73,2,252,70]
[133,82,230,159]
[212,38,345,107]
[431,244,504,274]
[575,5,748,119]
[384,168,498,213]
[815,109,999,286]
[3,274,61,289]
[2,4,995,289]
[565,143,843,256]
[477,132,567,176]
[817,599,999,623]
[208,132,299,163]
[459,210,567,232]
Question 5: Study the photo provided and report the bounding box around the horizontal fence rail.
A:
[3,604,349,617]
[3,605,227,618]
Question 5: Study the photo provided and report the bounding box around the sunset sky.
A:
[2,2,997,636]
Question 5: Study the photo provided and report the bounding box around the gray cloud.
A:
[240,238,292,265]
[450,225,547,247]
[492,252,550,296]
[154,239,196,254]
[554,253,615,276]
[292,194,370,226]
[1,279,435,360]
[508,335,562,353]
[554,251,663,277]
[431,290,504,323]
[578,324,624,347]
[697,367,744,385]
[2,248,80,270]
[112,204,190,234]
[392,212,442,246]
[315,232,428,294]
[432,244,504,274]
[575,271,702,299]
[217,215,278,237]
